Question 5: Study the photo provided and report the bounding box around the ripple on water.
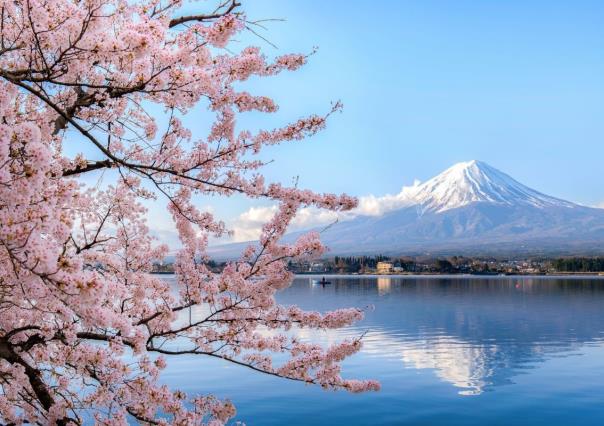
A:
[158,275,604,425]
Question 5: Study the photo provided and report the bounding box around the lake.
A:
[161,275,604,425]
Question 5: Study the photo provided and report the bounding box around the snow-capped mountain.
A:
[211,161,604,258]
[402,160,576,213]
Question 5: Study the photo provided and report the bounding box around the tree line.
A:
[551,257,604,272]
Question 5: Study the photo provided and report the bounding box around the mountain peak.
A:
[406,161,576,213]
[453,159,481,168]
[211,160,601,258]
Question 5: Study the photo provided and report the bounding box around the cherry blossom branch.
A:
[0,1,375,423]
[168,0,241,28]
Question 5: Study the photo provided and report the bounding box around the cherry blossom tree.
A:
[0,0,379,424]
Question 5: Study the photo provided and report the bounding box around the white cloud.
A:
[228,179,423,242]
[595,202,604,209]
[354,179,421,216]
[229,205,340,242]
[143,179,424,246]
[230,205,278,242]
[291,207,341,228]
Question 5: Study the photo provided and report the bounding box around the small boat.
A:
[312,277,332,285]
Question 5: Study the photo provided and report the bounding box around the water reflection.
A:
[282,276,604,396]
[160,275,604,425]
[377,277,392,295]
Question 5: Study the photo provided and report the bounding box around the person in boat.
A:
[320,277,331,285]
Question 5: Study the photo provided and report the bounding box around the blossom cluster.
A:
[0,0,378,424]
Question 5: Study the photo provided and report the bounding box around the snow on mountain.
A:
[402,160,577,213]
[210,161,604,258]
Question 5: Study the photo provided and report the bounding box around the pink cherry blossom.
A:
[0,1,378,424]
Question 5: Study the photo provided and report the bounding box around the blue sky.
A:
[69,0,604,243]
[228,0,604,202]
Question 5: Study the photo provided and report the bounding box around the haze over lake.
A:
[160,275,604,425]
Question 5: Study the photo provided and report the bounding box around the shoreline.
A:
[151,271,604,278]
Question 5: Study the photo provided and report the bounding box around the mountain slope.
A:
[398,160,576,213]
[310,202,604,255]
[211,161,604,258]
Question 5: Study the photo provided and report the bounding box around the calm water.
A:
[161,275,604,425]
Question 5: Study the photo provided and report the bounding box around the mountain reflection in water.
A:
[162,275,604,425]
[287,276,604,395]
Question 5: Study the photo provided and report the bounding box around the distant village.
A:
[152,256,604,275]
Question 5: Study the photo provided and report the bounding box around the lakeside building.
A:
[376,262,394,274]
[153,256,604,275]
